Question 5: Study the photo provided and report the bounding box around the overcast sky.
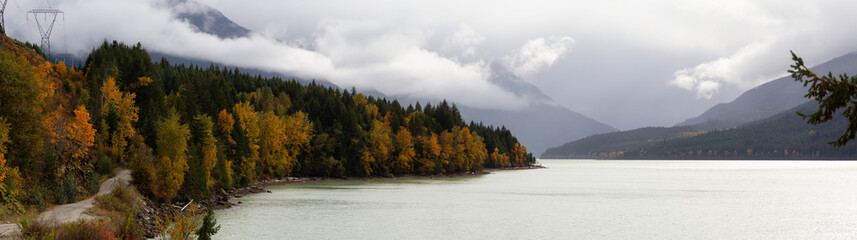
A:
[7,0,857,129]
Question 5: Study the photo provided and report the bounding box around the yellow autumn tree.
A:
[358,151,375,177]
[64,105,96,170]
[463,128,487,172]
[258,111,288,177]
[101,76,139,162]
[490,148,511,168]
[0,118,9,183]
[447,127,468,172]
[232,102,260,181]
[366,120,393,175]
[282,111,312,174]
[392,128,415,175]
[511,143,527,166]
[155,111,190,202]
[217,109,235,145]
[415,134,440,175]
[257,110,313,178]
[193,114,217,188]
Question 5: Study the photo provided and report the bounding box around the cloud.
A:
[315,20,528,109]
[442,24,485,60]
[505,36,574,78]
[7,0,533,110]
[669,41,776,99]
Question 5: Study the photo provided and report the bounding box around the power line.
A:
[28,8,62,57]
[0,0,8,33]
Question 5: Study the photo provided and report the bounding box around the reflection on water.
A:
[215,160,857,239]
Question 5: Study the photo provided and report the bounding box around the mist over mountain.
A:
[677,52,857,127]
[458,63,617,155]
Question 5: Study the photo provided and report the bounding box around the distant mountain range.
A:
[677,52,857,128]
[543,52,857,159]
[543,101,857,159]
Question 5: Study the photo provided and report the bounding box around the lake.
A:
[214,160,857,239]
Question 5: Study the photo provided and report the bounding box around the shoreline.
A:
[203,165,545,210]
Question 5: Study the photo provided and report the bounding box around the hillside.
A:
[677,52,857,127]
[540,125,705,159]
[543,101,857,159]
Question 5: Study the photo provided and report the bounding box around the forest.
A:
[0,35,535,237]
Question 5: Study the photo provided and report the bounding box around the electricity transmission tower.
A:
[28,8,63,56]
[0,0,7,34]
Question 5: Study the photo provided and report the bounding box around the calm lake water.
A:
[214,160,857,239]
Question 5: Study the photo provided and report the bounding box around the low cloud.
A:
[442,24,485,61]
[669,41,776,99]
[505,36,574,79]
[7,0,545,111]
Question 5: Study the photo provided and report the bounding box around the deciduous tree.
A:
[155,111,190,202]
[64,105,96,170]
[102,76,139,161]
[392,128,415,174]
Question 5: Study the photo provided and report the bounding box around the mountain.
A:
[458,63,617,155]
[169,0,251,39]
[677,52,857,127]
[543,101,857,159]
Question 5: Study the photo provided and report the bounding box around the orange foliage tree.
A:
[64,105,96,170]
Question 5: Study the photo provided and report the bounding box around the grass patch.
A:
[93,185,140,215]
[91,184,145,239]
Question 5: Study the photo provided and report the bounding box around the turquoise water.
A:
[214,160,857,239]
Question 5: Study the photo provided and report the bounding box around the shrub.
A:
[23,185,46,210]
[19,212,54,239]
[110,215,141,240]
[93,185,143,240]
[94,185,136,214]
[58,220,116,240]
[84,171,102,195]
[51,172,79,204]
[96,155,116,176]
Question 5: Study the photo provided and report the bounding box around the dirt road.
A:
[0,169,131,238]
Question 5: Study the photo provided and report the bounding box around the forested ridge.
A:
[542,101,857,160]
[0,35,535,217]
